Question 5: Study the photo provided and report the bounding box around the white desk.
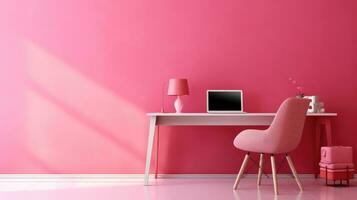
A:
[144,112,337,185]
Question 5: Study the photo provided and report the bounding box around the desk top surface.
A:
[147,112,338,117]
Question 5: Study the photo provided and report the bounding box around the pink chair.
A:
[233,97,310,195]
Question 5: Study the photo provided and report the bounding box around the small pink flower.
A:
[289,77,304,96]
[296,86,303,92]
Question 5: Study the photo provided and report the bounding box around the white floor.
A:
[0,177,355,200]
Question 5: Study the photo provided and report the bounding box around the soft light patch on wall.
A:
[23,40,147,173]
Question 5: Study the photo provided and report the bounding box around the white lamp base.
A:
[174,96,183,113]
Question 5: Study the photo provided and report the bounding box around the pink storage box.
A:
[320,146,353,164]
[319,162,354,169]
[320,167,354,180]
[320,146,354,185]
[320,162,354,181]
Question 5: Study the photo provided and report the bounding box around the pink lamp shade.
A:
[167,79,189,96]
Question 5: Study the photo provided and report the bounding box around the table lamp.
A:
[167,78,189,113]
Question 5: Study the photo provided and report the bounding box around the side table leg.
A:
[324,119,333,146]
[315,119,322,178]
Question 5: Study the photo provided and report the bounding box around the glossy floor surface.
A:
[0,177,355,200]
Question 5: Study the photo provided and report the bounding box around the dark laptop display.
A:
[207,90,243,113]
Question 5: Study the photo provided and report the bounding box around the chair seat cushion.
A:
[233,129,285,154]
[234,129,265,153]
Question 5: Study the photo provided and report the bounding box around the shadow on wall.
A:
[16,149,59,173]
[22,40,148,173]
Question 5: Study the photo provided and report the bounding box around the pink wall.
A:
[0,0,356,173]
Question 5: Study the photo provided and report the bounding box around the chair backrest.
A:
[267,97,310,153]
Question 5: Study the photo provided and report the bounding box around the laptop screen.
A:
[207,90,243,112]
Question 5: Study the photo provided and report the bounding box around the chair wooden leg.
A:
[271,155,279,195]
[286,154,303,191]
[257,153,264,186]
[233,153,250,190]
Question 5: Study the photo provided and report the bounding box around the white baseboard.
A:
[0,174,315,180]
[0,174,145,179]
[156,174,317,179]
[0,174,145,182]
[0,174,355,182]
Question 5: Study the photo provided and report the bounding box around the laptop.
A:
[207,90,245,113]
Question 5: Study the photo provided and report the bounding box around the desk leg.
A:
[144,116,157,186]
[155,128,160,179]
